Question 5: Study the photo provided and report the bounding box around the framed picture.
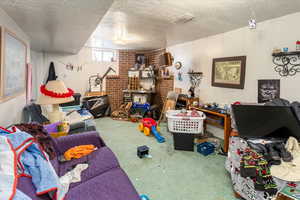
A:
[0,28,27,101]
[212,56,246,89]
[258,79,280,103]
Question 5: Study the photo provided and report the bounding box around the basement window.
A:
[92,49,116,62]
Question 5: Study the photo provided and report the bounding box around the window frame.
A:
[92,48,116,63]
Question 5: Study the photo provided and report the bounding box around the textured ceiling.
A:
[90,0,300,50]
[0,0,113,54]
[2,0,300,53]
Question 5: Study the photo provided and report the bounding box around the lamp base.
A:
[48,104,64,123]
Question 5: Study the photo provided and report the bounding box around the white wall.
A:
[31,50,46,100]
[168,12,300,105]
[31,47,119,97]
[0,8,30,126]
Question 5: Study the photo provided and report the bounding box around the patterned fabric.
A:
[226,137,300,200]
[240,148,277,195]
[0,136,18,200]
[15,123,56,160]
[0,128,65,200]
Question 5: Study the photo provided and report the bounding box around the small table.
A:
[190,107,232,153]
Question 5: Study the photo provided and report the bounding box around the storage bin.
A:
[173,132,195,151]
[197,142,215,156]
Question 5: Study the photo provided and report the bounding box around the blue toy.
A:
[140,194,150,200]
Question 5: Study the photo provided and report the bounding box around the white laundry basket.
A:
[166,110,206,134]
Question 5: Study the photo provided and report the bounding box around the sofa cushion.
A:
[65,168,140,200]
[59,147,120,188]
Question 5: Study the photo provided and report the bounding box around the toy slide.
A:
[151,126,165,143]
[138,118,166,143]
[140,194,150,200]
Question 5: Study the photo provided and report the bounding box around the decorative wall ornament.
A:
[188,71,203,88]
[174,61,182,70]
[212,56,246,89]
[272,51,300,77]
[177,71,182,81]
[258,79,280,103]
[57,61,85,72]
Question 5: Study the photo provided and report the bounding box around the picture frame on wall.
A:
[258,79,280,103]
[211,56,246,89]
[0,28,27,102]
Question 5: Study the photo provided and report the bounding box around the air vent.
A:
[172,13,195,24]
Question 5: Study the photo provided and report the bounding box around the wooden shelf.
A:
[272,51,300,57]
[188,72,203,75]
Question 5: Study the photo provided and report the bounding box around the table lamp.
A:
[37,80,74,123]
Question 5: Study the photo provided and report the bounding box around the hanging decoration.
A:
[177,71,183,81]
[57,61,85,72]
[248,19,256,29]
[247,1,257,30]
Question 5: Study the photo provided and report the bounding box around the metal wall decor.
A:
[272,51,300,77]
[188,71,203,88]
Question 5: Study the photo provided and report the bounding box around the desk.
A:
[85,91,107,97]
[191,107,232,153]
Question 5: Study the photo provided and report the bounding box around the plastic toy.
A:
[140,194,150,200]
[137,145,149,158]
[138,118,165,143]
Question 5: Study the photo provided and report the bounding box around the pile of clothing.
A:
[0,125,91,200]
[226,136,300,200]
[248,139,293,166]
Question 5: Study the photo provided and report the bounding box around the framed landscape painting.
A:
[1,28,27,101]
[211,56,246,89]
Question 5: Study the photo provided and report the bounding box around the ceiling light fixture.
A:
[248,19,256,29]
[247,1,257,30]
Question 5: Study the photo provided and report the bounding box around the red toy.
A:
[138,118,165,143]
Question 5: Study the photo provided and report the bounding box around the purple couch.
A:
[17,131,140,200]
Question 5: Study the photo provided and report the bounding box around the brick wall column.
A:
[106,48,174,111]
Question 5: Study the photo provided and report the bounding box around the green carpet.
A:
[95,118,237,200]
